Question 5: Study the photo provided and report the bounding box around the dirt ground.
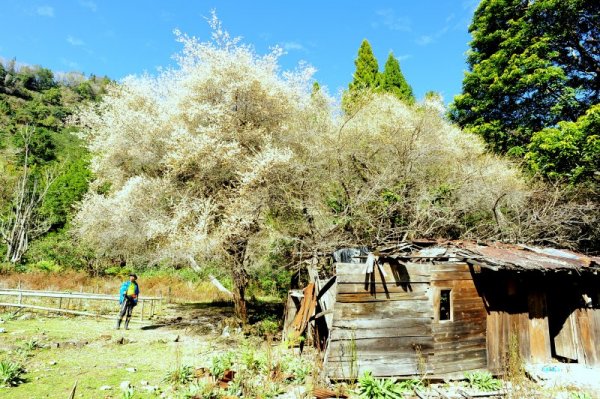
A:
[1,301,599,399]
[0,301,281,399]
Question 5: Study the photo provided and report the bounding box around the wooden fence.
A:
[0,287,163,322]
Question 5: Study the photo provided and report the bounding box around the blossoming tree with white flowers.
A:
[73,15,328,321]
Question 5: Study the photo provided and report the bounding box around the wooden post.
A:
[140,300,145,321]
[17,281,22,305]
[58,297,62,309]
[150,299,155,318]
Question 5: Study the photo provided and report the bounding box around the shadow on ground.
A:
[141,299,284,334]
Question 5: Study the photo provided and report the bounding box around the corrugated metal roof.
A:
[459,242,600,272]
[375,240,600,273]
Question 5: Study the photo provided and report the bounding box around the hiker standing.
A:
[116,273,139,330]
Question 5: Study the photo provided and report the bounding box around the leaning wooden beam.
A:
[0,302,146,324]
[208,275,233,297]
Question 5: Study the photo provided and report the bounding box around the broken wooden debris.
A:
[288,283,316,341]
[312,387,349,398]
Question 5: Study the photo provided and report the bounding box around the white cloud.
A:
[80,0,97,12]
[397,54,412,61]
[416,35,434,46]
[60,58,80,70]
[282,41,307,53]
[67,35,85,46]
[374,9,411,32]
[36,5,54,17]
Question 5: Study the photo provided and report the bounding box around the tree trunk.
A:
[0,127,53,264]
[227,237,250,324]
[232,266,248,323]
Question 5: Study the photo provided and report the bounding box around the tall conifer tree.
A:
[381,52,414,103]
[349,39,380,90]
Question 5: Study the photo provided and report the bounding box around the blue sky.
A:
[0,0,480,102]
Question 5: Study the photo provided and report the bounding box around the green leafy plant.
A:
[357,371,404,399]
[464,371,502,392]
[570,392,592,399]
[183,380,222,399]
[22,338,41,351]
[0,360,26,387]
[121,387,135,399]
[163,364,194,386]
[396,378,423,394]
[256,319,279,336]
[280,354,312,384]
[210,351,235,380]
[240,345,266,373]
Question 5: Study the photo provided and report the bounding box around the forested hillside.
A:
[0,59,110,270]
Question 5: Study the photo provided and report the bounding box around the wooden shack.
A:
[315,241,600,379]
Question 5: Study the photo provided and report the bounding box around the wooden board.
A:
[554,312,579,361]
[317,276,337,331]
[282,290,302,338]
[336,292,429,303]
[335,262,431,284]
[327,358,422,379]
[333,299,432,318]
[328,336,434,360]
[331,324,432,340]
[576,308,600,366]
[336,281,430,294]
[527,291,551,363]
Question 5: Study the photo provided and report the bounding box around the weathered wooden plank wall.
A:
[326,262,433,379]
[326,261,489,379]
[326,260,600,380]
[430,264,488,377]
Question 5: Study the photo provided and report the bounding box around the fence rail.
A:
[0,287,162,322]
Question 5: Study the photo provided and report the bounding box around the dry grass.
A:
[0,271,228,303]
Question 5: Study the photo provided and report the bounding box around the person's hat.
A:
[129,273,138,279]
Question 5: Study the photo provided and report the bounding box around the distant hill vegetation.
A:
[0,59,111,270]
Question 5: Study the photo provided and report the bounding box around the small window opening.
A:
[440,289,452,321]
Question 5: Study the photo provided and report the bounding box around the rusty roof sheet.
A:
[375,240,600,273]
[458,242,600,272]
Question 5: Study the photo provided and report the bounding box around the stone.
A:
[99,385,112,391]
[140,380,149,386]
[119,381,131,391]
[49,361,57,366]
[0,328,5,333]
[125,367,137,373]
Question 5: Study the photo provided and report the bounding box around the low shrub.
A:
[163,364,195,386]
[464,371,502,392]
[0,360,26,387]
[357,371,405,398]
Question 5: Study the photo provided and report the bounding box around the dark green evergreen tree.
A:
[381,52,414,103]
[449,0,599,155]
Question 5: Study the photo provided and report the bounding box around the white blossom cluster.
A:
[74,14,324,266]
[74,15,529,268]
